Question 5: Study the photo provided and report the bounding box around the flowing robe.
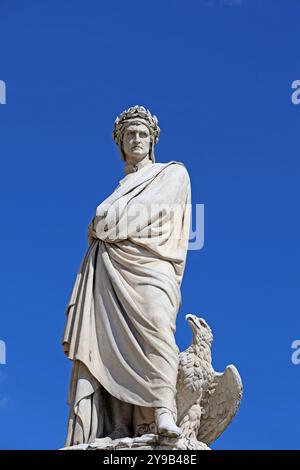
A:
[62,160,191,446]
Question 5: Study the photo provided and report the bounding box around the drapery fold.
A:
[62,161,191,446]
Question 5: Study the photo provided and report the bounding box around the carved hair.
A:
[112,105,160,162]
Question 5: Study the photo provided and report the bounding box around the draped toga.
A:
[62,160,191,446]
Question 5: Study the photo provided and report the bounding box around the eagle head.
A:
[185,314,213,347]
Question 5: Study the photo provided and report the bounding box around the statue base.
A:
[61,433,210,451]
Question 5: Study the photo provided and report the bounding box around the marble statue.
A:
[176,315,242,446]
[62,105,242,450]
[62,105,191,446]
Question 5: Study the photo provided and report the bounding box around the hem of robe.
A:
[64,359,176,447]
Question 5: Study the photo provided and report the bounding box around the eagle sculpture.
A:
[176,315,243,446]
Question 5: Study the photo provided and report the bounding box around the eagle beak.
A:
[185,314,198,328]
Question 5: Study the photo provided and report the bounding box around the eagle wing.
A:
[197,364,243,446]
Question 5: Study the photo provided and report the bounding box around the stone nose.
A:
[133,133,141,142]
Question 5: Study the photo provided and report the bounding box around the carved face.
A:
[122,123,151,162]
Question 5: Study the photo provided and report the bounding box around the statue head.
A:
[112,105,160,163]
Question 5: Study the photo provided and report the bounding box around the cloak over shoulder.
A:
[62,161,191,444]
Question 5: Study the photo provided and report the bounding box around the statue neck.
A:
[124,157,153,175]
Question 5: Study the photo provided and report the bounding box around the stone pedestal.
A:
[62,434,210,451]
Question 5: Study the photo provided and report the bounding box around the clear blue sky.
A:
[0,0,299,450]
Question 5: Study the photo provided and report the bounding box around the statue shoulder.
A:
[159,161,190,182]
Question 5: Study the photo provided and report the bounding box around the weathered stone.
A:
[62,434,210,451]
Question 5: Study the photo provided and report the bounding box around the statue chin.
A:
[124,155,153,174]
